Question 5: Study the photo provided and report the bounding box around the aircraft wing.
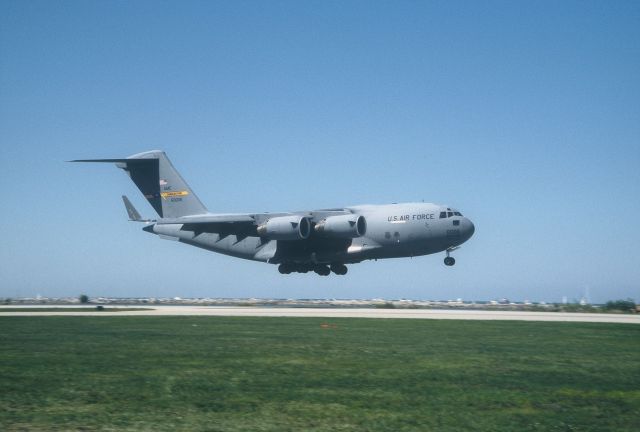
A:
[156,214,259,236]
[155,210,352,237]
[158,214,257,224]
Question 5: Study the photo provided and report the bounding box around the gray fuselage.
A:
[150,202,475,266]
[74,151,475,276]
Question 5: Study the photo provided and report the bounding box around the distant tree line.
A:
[603,299,637,313]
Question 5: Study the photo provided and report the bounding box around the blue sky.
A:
[1,1,638,303]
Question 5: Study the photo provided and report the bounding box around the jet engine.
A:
[314,214,366,238]
[256,216,311,240]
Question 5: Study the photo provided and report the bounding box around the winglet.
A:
[122,195,151,222]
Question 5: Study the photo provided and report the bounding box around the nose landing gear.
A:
[444,247,459,266]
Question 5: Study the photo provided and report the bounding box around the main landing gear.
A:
[278,263,348,276]
[444,247,459,266]
[330,263,348,275]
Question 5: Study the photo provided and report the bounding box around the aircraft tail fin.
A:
[72,151,208,218]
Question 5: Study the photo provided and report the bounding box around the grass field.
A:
[0,308,152,313]
[1,317,638,431]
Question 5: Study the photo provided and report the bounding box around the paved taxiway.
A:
[1,306,639,323]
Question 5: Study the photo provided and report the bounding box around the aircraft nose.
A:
[464,218,475,240]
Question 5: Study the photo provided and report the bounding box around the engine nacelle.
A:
[314,214,366,238]
[256,216,311,240]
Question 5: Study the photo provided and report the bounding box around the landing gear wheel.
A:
[298,264,312,273]
[278,264,292,274]
[314,265,331,276]
[444,257,455,266]
[330,263,348,275]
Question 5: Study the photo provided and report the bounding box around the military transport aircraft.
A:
[73,151,475,275]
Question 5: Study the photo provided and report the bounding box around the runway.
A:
[1,305,639,323]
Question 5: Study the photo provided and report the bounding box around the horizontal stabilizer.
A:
[71,158,131,163]
[71,151,208,218]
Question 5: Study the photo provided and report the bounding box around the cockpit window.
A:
[441,210,463,218]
